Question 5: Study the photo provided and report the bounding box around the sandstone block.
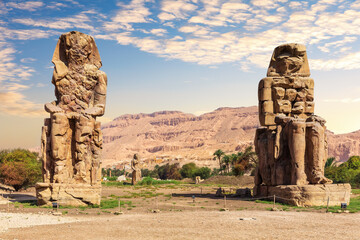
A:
[305,88,314,101]
[305,102,315,113]
[259,77,273,88]
[259,112,276,126]
[304,78,314,89]
[35,183,101,206]
[285,89,297,101]
[272,87,285,100]
[296,91,306,102]
[292,102,305,114]
[275,100,291,113]
[261,101,273,113]
[272,77,291,88]
[258,87,272,101]
[253,184,351,207]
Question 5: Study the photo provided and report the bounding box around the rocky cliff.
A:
[101,106,360,167]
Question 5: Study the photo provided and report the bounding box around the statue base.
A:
[253,184,351,207]
[35,183,101,207]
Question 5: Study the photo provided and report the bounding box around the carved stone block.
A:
[275,100,291,113]
[258,87,272,101]
[259,77,273,88]
[305,102,315,113]
[305,88,314,101]
[272,87,285,100]
[285,89,297,101]
[261,101,274,113]
[259,112,276,126]
[292,102,305,114]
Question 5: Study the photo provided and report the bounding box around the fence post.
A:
[326,196,330,212]
[273,195,275,209]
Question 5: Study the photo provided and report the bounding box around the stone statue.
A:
[254,44,350,206]
[36,31,107,206]
[131,154,141,185]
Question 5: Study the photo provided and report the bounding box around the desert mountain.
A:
[101,106,360,167]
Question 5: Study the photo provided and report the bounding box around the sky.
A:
[1,0,360,149]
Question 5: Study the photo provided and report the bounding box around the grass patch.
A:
[352,189,360,194]
[136,177,181,186]
[100,199,132,209]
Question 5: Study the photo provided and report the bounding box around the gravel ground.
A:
[1,210,359,240]
[0,212,81,234]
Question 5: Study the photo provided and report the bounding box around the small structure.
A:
[195,176,204,184]
[254,43,351,206]
[131,154,141,185]
[36,31,107,206]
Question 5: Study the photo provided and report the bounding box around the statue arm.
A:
[44,102,63,113]
[84,71,107,117]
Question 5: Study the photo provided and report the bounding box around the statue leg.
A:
[90,121,102,185]
[74,115,95,183]
[50,113,71,183]
[288,119,308,185]
[306,120,333,184]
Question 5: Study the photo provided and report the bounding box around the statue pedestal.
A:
[253,184,351,207]
[35,183,101,207]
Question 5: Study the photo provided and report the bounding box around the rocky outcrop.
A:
[101,106,360,167]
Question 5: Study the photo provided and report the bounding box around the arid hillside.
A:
[101,106,360,167]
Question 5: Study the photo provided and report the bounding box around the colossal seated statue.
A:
[255,43,332,187]
[36,31,107,206]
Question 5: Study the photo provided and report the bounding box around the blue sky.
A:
[1,0,360,148]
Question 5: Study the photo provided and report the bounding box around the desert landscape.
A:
[2,1,360,239]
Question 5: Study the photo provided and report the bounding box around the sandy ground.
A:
[0,179,359,240]
[1,210,359,240]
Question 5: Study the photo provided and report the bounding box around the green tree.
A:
[213,149,225,173]
[194,167,211,180]
[157,163,181,180]
[0,149,41,191]
[180,163,197,178]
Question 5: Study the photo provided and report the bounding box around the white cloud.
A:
[104,0,153,31]
[20,57,36,63]
[310,51,360,70]
[6,1,44,11]
[13,12,96,31]
[159,0,197,20]
[0,91,44,117]
[150,28,167,37]
[0,43,35,82]
[0,43,42,117]
[0,26,55,40]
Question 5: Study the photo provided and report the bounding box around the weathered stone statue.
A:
[131,154,141,185]
[36,31,107,206]
[254,43,350,206]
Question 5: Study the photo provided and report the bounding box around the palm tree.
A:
[325,157,336,169]
[236,146,257,172]
[222,155,232,174]
[213,149,225,173]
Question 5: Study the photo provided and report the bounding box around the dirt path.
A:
[1,210,359,240]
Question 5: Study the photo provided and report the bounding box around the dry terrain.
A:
[1,177,359,240]
[101,106,360,168]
